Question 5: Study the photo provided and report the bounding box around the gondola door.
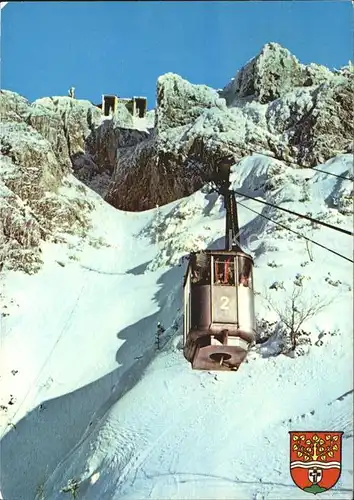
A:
[211,255,238,325]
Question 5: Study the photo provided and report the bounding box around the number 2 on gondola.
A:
[220,296,230,310]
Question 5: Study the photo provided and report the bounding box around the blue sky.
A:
[1,1,352,109]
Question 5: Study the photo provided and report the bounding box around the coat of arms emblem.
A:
[289,431,343,494]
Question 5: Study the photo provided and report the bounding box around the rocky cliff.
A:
[0,42,353,272]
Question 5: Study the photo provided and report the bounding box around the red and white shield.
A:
[289,431,343,494]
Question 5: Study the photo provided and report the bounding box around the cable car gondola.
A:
[182,161,256,371]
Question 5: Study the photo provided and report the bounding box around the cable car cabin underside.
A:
[183,249,256,372]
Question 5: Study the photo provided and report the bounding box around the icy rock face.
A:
[302,62,335,87]
[1,91,102,174]
[29,96,146,194]
[105,106,281,212]
[266,88,314,135]
[106,88,286,211]
[86,115,148,174]
[220,43,335,106]
[0,95,96,273]
[26,103,72,173]
[0,122,62,274]
[0,90,31,122]
[221,43,304,105]
[105,138,199,211]
[155,73,224,132]
[2,90,149,194]
[289,76,354,166]
[76,100,149,196]
[106,73,229,210]
[32,96,102,158]
[107,71,281,211]
[266,74,353,166]
[78,120,149,199]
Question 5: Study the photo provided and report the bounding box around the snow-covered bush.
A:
[260,276,332,357]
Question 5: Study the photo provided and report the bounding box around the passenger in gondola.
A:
[239,274,249,286]
[214,260,225,284]
[224,258,235,285]
[227,267,235,285]
[215,272,224,285]
[191,269,200,283]
[238,257,251,287]
[215,259,233,285]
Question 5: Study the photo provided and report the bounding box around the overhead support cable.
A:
[232,190,354,237]
[309,166,353,182]
[237,201,353,264]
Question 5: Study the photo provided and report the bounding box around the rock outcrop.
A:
[220,42,334,105]
[155,73,225,132]
[75,117,149,197]
[221,43,303,104]
[289,77,353,165]
[0,117,93,273]
[31,96,102,159]
[3,93,146,195]
[105,139,203,212]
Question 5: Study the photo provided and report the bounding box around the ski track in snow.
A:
[0,154,353,500]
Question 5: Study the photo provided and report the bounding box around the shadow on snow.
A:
[0,264,183,500]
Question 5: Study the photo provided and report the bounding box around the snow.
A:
[0,154,353,500]
[266,88,314,135]
[132,116,153,133]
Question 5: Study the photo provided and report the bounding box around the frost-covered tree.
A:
[264,276,331,354]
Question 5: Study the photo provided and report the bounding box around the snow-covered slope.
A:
[0,153,353,500]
